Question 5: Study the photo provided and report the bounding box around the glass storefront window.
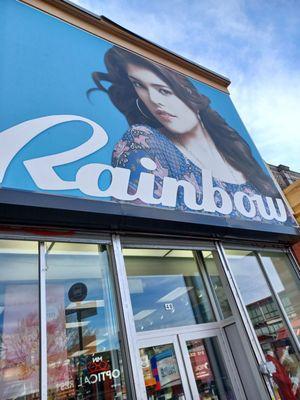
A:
[124,249,215,332]
[201,251,232,319]
[45,242,127,400]
[259,251,300,342]
[0,240,39,400]
[225,249,300,400]
[1,236,299,400]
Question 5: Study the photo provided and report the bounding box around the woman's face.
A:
[126,63,199,135]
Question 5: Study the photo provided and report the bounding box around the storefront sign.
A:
[0,115,288,223]
[78,369,121,386]
[78,355,121,387]
[0,1,298,233]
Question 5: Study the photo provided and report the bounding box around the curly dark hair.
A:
[88,45,278,196]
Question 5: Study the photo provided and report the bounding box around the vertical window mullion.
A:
[194,251,221,321]
[39,241,48,399]
[255,251,300,355]
[216,244,278,400]
[287,248,300,279]
[215,242,266,362]
[111,234,146,400]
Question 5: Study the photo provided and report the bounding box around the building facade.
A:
[269,164,300,262]
[268,164,300,192]
[1,1,300,400]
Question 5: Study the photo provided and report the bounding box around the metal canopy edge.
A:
[0,188,298,243]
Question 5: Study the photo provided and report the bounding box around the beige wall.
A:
[284,180,300,224]
[284,180,300,264]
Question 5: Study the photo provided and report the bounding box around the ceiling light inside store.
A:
[70,350,88,357]
[123,249,168,257]
[157,286,193,302]
[66,321,90,328]
[134,309,156,320]
[66,300,104,309]
[86,339,106,347]
[165,250,193,258]
[123,249,194,258]
[202,251,213,259]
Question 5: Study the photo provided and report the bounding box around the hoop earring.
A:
[197,110,205,130]
[136,98,150,119]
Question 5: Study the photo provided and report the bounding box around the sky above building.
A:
[70,0,300,171]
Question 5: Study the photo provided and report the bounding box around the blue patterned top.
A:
[111,125,290,224]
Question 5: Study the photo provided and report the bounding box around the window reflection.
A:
[201,251,232,319]
[124,249,214,332]
[46,242,127,400]
[225,249,300,400]
[0,240,39,400]
[187,337,236,399]
[260,251,300,341]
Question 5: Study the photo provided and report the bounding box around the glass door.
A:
[138,334,191,400]
[138,330,242,400]
[121,244,250,399]
[178,330,240,400]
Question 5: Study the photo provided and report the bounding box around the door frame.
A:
[137,325,247,400]
[178,327,246,400]
[117,236,268,399]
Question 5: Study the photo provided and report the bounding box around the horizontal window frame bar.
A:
[0,232,111,244]
[120,236,215,250]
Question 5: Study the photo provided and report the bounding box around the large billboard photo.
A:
[0,1,297,232]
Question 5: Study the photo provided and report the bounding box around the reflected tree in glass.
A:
[45,242,127,400]
[0,241,40,400]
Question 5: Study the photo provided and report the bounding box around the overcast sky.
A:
[70,0,300,171]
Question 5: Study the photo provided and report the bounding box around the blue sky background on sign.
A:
[70,0,300,172]
[1,0,268,198]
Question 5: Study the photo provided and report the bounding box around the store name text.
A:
[0,115,287,222]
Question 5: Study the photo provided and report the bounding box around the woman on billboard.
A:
[89,46,278,215]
